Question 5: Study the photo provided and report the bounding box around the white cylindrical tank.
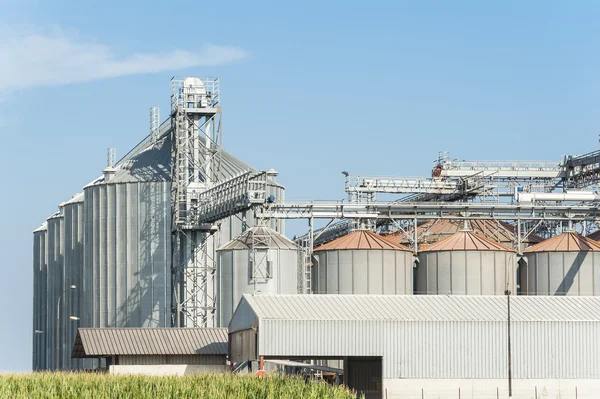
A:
[522,231,600,295]
[417,229,517,295]
[312,230,414,295]
[216,226,298,327]
[32,222,48,371]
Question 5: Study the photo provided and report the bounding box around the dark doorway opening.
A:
[344,356,382,399]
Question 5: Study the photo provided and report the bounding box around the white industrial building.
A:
[72,328,228,375]
[229,294,600,399]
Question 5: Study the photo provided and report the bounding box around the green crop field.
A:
[0,372,360,399]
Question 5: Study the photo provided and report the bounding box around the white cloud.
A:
[0,26,248,91]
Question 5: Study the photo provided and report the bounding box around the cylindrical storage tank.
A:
[417,229,517,295]
[46,210,65,370]
[83,137,171,329]
[61,193,84,370]
[32,222,48,371]
[312,229,414,295]
[522,231,600,295]
[216,226,298,327]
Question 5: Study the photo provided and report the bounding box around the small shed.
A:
[72,328,228,375]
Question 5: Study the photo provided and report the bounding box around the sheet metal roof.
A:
[419,230,516,252]
[240,294,600,322]
[59,192,84,207]
[314,230,412,252]
[587,230,600,241]
[218,226,297,250]
[524,231,600,253]
[386,219,543,247]
[71,328,228,358]
[33,222,47,233]
[86,133,254,186]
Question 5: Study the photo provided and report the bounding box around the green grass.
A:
[0,372,359,399]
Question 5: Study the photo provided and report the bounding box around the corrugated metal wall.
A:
[313,250,413,294]
[417,251,516,295]
[257,319,600,379]
[83,181,171,329]
[32,226,47,371]
[46,212,64,370]
[118,354,225,365]
[62,198,84,370]
[524,251,600,295]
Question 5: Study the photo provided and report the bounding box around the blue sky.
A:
[1,0,600,371]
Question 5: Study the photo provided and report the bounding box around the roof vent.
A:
[103,148,117,182]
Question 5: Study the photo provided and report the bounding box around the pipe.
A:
[517,191,600,203]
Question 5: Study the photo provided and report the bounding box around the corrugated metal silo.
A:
[216,226,298,327]
[83,136,171,329]
[32,222,47,371]
[416,228,517,295]
[60,193,84,370]
[46,210,65,370]
[312,230,414,295]
[522,231,600,295]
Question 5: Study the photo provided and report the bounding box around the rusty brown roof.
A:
[523,231,600,253]
[419,230,516,252]
[313,230,412,252]
[71,328,228,358]
[386,219,543,247]
[587,230,600,241]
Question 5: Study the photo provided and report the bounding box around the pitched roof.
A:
[386,219,543,246]
[524,231,600,253]
[419,230,516,252]
[238,294,600,323]
[218,226,297,250]
[71,328,228,358]
[313,230,412,252]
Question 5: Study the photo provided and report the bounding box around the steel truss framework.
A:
[170,77,222,327]
[167,77,600,312]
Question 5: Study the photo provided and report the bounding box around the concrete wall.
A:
[109,364,227,376]
[382,378,600,399]
[118,354,225,366]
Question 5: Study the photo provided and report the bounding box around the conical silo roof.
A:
[523,231,600,253]
[586,230,600,241]
[386,218,543,246]
[33,222,48,233]
[218,226,297,250]
[314,230,412,252]
[419,230,516,252]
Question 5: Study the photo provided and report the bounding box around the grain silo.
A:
[522,231,600,295]
[311,229,414,295]
[83,136,171,329]
[32,222,47,371]
[60,193,84,370]
[416,227,517,295]
[46,210,65,370]
[386,218,543,251]
[216,226,298,327]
